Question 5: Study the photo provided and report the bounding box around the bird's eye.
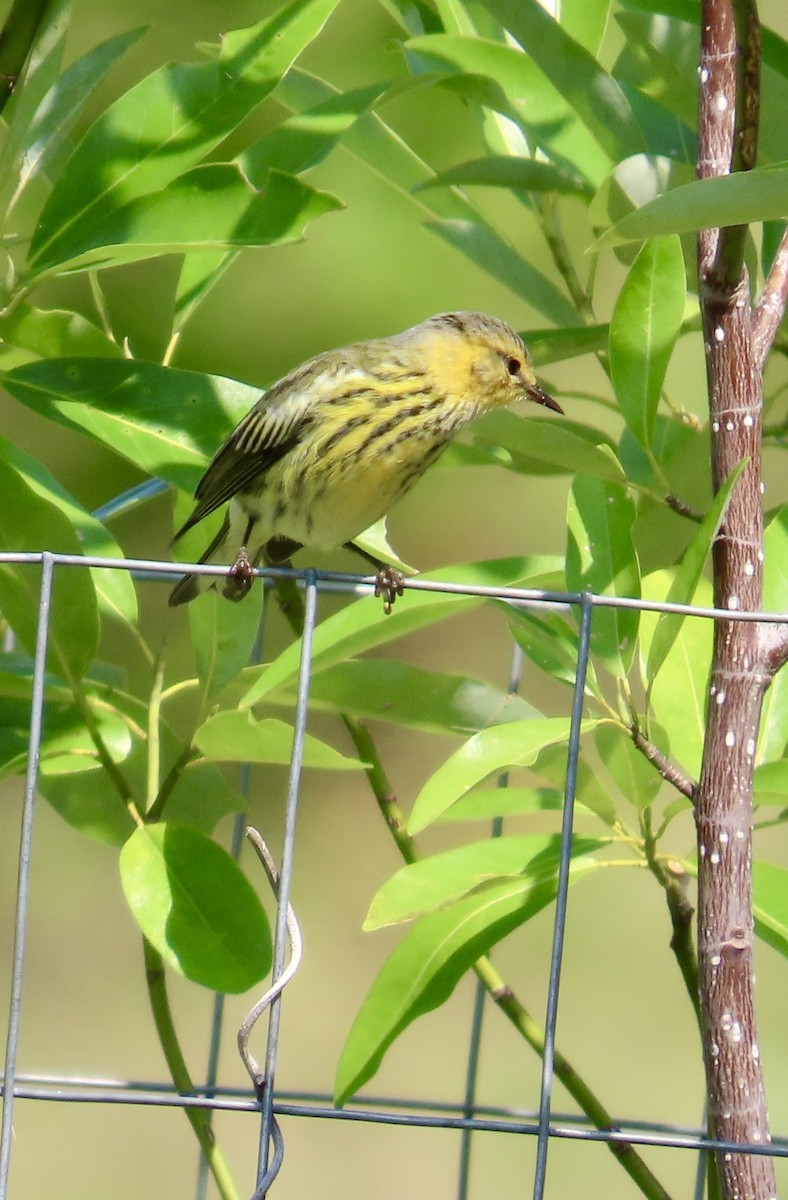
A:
[506,356,521,376]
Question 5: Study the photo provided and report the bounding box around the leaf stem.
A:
[142,939,241,1200]
[146,651,166,811]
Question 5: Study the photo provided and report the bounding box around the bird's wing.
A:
[174,383,313,539]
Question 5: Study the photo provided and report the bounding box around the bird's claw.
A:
[374,567,405,615]
[223,545,256,601]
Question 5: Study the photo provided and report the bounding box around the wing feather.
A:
[174,387,312,540]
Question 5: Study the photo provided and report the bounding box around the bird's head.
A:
[409,311,563,417]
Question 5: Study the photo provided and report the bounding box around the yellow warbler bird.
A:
[169,311,562,611]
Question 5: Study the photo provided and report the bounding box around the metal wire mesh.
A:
[1,535,787,1200]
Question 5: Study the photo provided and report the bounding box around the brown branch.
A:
[753,226,788,368]
[695,4,776,1197]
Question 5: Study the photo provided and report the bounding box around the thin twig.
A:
[630,726,697,801]
[753,226,788,367]
[142,939,241,1200]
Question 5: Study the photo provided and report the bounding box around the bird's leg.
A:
[343,542,405,615]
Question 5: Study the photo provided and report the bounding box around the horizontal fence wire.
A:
[1,542,787,1200]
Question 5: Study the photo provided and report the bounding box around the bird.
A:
[168,310,563,612]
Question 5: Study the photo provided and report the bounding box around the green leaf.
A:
[645,460,746,688]
[408,717,581,834]
[164,762,246,833]
[479,0,645,161]
[241,80,384,182]
[471,410,626,483]
[598,165,788,246]
[560,0,611,55]
[1,357,260,490]
[640,571,711,777]
[531,739,619,825]
[595,722,662,809]
[119,823,271,993]
[753,761,788,808]
[237,556,561,708]
[0,460,99,680]
[566,476,640,673]
[352,518,416,577]
[193,711,365,770]
[28,0,341,275]
[0,691,130,781]
[417,155,593,197]
[171,69,373,332]
[508,609,585,687]
[27,165,342,276]
[335,863,598,1104]
[401,34,610,184]
[524,324,610,367]
[753,860,788,959]
[0,304,123,362]
[189,584,264,700]
[426,219,579,327]
[273,659,542,733]
[609,235,686,450]
[2,27,145,219]
[764,507,788,611]
[0,435,137,627]
[366,833,604,927]
[613,10,697,125]
[436,786,565,822]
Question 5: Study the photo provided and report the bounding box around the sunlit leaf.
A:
[272,658,542,733]
[646,460,746,688]
[366,833,605,927]
[335,860,598,1104]
[566,476,640,673]
[408,717,581,833]
[26,165,342,276]
[609,235,686,449]
[28,0,341,274]
[598,165,788,246]
[0,460,99,680]
[119,823,271,992]
[193,710,365,770]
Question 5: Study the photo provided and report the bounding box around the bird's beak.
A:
[527,382,564,415]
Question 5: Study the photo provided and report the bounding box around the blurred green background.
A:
[1,2,788,1198]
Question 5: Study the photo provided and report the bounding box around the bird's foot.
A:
[374,566,405,615]
[222,545,256,601]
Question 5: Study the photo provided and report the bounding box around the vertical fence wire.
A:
[532,593,593,1200]
[253,571,319,1197]
[0,554,55,1200]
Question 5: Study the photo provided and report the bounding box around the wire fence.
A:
[1,522,788,1200]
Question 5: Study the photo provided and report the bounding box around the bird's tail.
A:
[168,514,230,607]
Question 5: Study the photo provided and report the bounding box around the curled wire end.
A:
[237,827,303,1089]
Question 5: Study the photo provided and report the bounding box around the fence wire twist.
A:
[1,520,788,1200]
